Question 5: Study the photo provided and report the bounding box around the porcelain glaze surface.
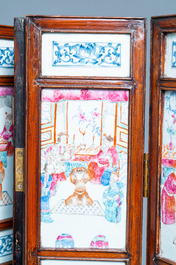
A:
[164,33,176,77]
[172,41,176,68]
[0,229,13,264]
[42,33,130,77]
[0,87,14,221]
[0,40,14,76]
[160,91,176,261]
[40,88,128,249]
[53,41,121,67]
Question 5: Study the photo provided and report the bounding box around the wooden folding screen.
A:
[148,15,176,265]
[0,25,14,265]
[14,16,146,265]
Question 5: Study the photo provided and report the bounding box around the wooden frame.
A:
[24,16,146,265]
[148,15,176,265]
[0,25,14,265]
[13,18,26,265]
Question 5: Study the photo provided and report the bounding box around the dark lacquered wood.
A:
[147,15,176,265]
[24,16,146,265]
[13,18,26,265]
[0,25,14,265]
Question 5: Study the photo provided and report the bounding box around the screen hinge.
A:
[143,153,149,197]
[15,148,24,192]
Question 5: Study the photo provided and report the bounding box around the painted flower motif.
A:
[72,105,101,137]
[172,115,176,124]
[78,111,87,121]
[167,127,176,136]
[93,111,100,118]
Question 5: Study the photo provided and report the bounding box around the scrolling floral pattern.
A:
[0,48,14,68]
[172,42,176,68]
[53,42,121,67]
[0,234,13,257]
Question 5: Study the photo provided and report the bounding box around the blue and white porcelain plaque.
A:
[164,33,176,77]
[42,33,130,77]
[0,40,14,76]
[52,42,121,67]
[0,229,13,264]
[172,41,176,68]
[0,48,14,68]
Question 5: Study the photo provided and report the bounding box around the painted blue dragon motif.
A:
[53,42,121,67]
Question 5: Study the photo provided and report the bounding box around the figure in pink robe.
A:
[161,172,176,225]
[0,114,14,156]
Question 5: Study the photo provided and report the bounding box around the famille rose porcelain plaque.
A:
[164,33,176,78]
[0,39,14,76]
[40,88,128,249]
[0,86,14,221]
[41,33,131,77]
[160,91,176,261]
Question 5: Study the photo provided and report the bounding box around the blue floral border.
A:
[52,41,121,67]
[172,41,176,68]
[0,234,13,257]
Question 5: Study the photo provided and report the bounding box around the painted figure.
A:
[41,173,53,223]
[161,172,176,224]
[103,170,124,223]
[41,156,67,223]
[65,167,93,206]
[88,161,106,185]
[44,133,69,182]
[56,132,70,160]
[55,233,74,248]
[87,134,118,185]
[90,235,109,249]
[102,134,118,168]
[103,188,121,223]
[0,114,14,156]
[0,161,5,201]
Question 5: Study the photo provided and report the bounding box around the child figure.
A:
[102,134,118,168]
[56,132,70,160]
